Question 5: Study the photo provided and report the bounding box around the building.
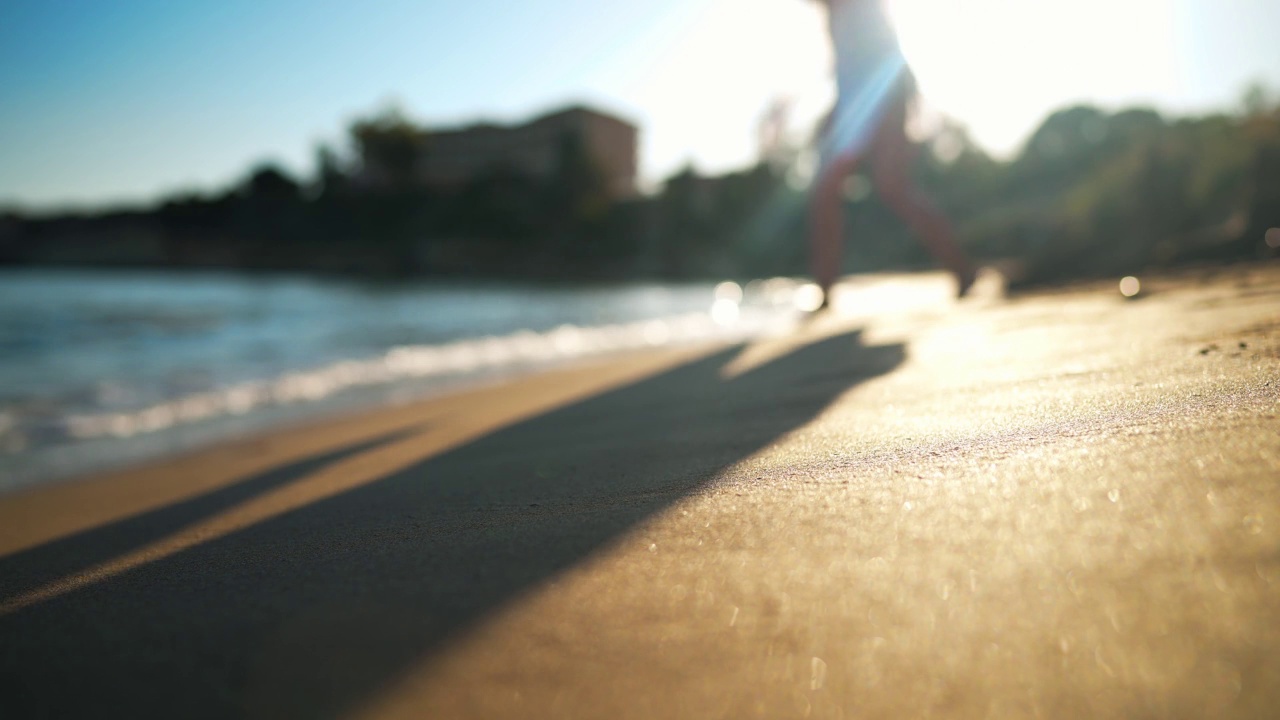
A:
[366,105,639,198]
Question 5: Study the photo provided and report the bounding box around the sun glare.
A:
[632,0,1179,182]
[888,0,1179,154]
[632,0,830,180]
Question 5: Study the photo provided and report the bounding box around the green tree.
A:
[314,143,348,198]
[351,106,428,190]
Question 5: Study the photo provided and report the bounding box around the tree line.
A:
[1,94,1277,284]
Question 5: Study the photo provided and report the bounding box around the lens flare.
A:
[794,283,825,312]
[714,281,743,303]
[1265,228,1280,249]
[710,298,741,326]
[1119,276,1141,298]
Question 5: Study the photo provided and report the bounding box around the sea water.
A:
[0,269,810,491]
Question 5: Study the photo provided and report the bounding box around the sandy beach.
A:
[1,264,1278,719]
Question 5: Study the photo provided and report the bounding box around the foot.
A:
[955,266,978,298]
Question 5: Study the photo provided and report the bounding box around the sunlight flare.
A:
[889,0,1179,154]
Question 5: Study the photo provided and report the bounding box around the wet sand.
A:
[1,264,1278,719]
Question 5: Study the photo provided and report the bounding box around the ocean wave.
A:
[55,307,792,442]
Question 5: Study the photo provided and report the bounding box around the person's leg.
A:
[869,97,977,297]
[809,152,859,303]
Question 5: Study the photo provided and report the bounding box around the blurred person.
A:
[809,0,976,306]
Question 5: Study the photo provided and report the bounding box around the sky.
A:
[1,0,1278,210]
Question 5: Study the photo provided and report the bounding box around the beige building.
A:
[415,105,638,198]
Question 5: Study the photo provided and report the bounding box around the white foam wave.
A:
[62,308,792,440]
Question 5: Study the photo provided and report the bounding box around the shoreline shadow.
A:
[0,329,903,718]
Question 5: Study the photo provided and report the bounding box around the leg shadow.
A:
[0,427,421,603]
[0,329,903,719]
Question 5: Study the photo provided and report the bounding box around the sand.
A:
[1,264,1278,719]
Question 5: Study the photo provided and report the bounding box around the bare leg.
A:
[870,101,977,297]
[809,153,859,303]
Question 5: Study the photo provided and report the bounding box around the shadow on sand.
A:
[0,329,903,718]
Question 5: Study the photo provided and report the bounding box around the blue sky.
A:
[2,0,1278,210]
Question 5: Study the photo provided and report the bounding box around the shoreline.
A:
[2,263,1277,717]
[1,270,812,494]
[0,343,685,497]
[0,341,717,559]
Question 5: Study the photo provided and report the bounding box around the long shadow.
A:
[0,329,903,719]
[0,427,422,604]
